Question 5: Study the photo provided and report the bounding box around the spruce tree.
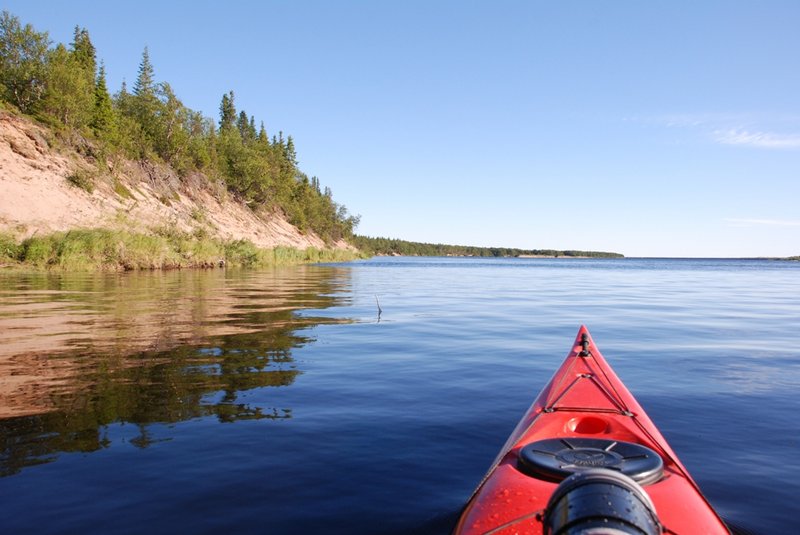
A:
[219,90,235,130]
[236,110,249,139]
[129,47,159,157]
[70,26,96,85]
[114,78,132,116]
[258,121,268,144]
[133,46,155,98]
[91,62,116,138]
[285,135,297,165]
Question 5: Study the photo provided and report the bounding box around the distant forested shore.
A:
[352,236,623,258]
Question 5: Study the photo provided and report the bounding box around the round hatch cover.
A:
[517,438,664,485]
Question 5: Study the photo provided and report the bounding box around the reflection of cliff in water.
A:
[0,267,352,476]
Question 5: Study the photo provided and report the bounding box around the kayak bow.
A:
[454,326,729,535]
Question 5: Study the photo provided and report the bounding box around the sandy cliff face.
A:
[0,111,345,249]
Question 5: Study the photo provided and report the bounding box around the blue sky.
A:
[5,1,799,257]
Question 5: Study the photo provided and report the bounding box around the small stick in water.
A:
[375,295,382,320]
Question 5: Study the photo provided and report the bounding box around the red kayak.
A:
[455,326,729,535]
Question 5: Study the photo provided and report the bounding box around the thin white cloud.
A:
[713,128,800,149]
[650,114,708,128]
[632,112,756,127]
[725,218,800,227]
[628,113,800,150]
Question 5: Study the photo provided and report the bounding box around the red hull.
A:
[454,326,729,535]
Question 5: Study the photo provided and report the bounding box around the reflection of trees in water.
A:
[0,267,353,358]
[0,267,352,477]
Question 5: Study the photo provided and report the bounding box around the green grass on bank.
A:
[0,229,360,271]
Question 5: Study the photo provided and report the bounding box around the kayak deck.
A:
[454,326,729,535]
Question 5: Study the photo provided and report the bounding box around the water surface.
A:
[1,258,798,534]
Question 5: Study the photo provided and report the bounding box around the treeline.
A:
[352,236,623,258]
[0,11,358,243]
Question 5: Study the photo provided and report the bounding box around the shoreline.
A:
[0,228,362,271]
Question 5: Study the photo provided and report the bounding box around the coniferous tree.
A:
[70,26,96,86]
[258,121,268,144]
[185,110,213,169]
[204,116,218,169]
[236,110,249,140]
[111,78,142,157]
[219,91,235,131]
[133,46,155,98]
[285,135,297,166]
[113,79,133,125]
[91,62,116,138]
[128,47,160,157]
[118,79,128,99]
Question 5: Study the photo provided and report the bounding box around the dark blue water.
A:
[0,258,798,534]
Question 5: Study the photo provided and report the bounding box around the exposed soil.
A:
[0,111,349,250]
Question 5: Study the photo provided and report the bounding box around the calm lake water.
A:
[1,257,798,534]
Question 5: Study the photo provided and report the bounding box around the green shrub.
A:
[0,232,21,261]
[113,179,134,199]
[66,169,95,193]
[21,235,57,266]
[225,239,265,267]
